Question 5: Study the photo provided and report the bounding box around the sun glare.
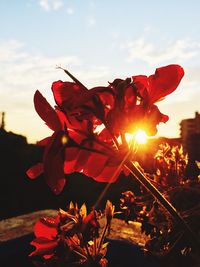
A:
[135,130,147,144]
[125,130,148,145]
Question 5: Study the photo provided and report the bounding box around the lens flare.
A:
[125,130,147,145]
[135,130,147,144]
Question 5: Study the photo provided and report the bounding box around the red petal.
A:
[145,105,169,135]
[98,90,114,110]
[34,219,57,239]
[52,80,87,107]
[73,150,90,172]
[34,90,61,131]
[124,85,137,111]
[94,165,120,183]
[40,216,59,227]
[29,237,57,258]
[43,132,66,195]
[37,136,51,146]
[148,64,184,103]
[26,163,43,179]
[64,147,78,173]
[73,86,111,108]
[83,210,99,227]
[132,75,148,94]
[84,153,108,178]
[97,128,113,142]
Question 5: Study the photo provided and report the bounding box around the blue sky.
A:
[0,0,200,143]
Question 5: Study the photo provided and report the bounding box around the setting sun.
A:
[135,130,147,144]
[125,130,148,145]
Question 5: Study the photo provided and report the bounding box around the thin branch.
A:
[97,221,109,254]
[94,149,132,210]
[57,66,88,90]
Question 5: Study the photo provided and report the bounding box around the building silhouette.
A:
[180,111,200,161]
[0,111,5,130]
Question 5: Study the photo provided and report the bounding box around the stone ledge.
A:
[0,210,147,246]
[0,209,57,242]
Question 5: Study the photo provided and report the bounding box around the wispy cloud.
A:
[66,7,74,15]
[0,40,80,90]
[0,39,80,142]
[38,0,63,12]
[0,39,111,142]
[88,17,96,27]
[185,66,200,86]
[124,38,199,65]
[77,66,110,88]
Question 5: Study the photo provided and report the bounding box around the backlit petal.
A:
[43,131,66,195]
[26,163,43,179]
[34,90,61,131]
[34,219,57,239]
[148,64,184,103]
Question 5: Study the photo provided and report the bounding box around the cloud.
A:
[88,17,96,27]
[0,39,80,142]
[125,38,199,65]
[0,39,111,143]
[77,66,110,88]
[38,0,63,11]
[66,7,74,15]
[89,0,95,9]
[0,40,80,91]
[185,66,200,86]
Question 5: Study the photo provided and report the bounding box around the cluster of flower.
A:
[27,64,184,195]
[27,64,200,266]
[30,201,115,267]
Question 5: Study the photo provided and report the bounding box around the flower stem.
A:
[97,221,109,254]
[57,66,88,90]
[94,150,131,210]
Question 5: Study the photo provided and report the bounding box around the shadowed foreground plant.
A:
[30,201,114,267]
[27,64,200,265]
[120,144,200,265]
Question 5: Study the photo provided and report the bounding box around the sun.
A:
[125,130,148,145]
[135,130,147,144]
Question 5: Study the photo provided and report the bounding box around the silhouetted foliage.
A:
[0,129,139,220]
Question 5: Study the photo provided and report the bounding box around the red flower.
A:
[27,64,184,193]
[131,64,184,134]
[26,91,66,194]
[81,210,100,242]
[29,217,59,259]
[132,64,184,105]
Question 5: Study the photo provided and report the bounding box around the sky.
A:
[0,0,200,144]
